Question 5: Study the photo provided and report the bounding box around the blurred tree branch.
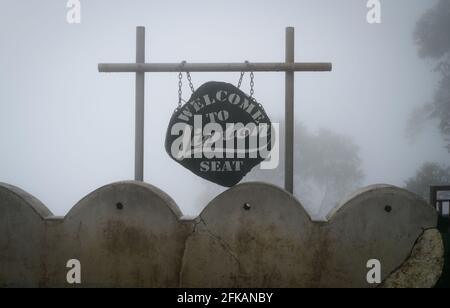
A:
[410,0,450,151]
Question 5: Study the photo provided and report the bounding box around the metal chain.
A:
[177,61,196,109]
[236,62,262,110]
[237,60,255,101]
[246,62,262,109]
[186,72,195,93]
[237,60,249,89]
[177,71,183,109]
[238,61,258,105]
[178,60,257,109]
[237,71,245,89]
[250,71,255,99]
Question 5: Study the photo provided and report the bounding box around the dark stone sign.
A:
[165,81,273,187]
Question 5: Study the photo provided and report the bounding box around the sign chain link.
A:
[179,60,259,110]
[237,61,256,101]
[186,72,196,93]
[177,71,183,109]
[250,71,255,99]
[177,61,196,109]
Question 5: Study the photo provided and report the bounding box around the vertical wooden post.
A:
[135,26,145,182]
[285,27,295,193]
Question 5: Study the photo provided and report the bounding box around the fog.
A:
[0,0,449,219]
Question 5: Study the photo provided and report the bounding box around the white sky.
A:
[0,0,449,216]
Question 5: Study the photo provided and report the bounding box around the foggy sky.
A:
[0,0,448,217]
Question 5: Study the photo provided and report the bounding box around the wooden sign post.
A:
[98,27,332,193]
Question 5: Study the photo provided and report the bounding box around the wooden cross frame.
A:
[98,26,332,193]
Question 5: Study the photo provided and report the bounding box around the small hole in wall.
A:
[116,202,124,210]
[384,205,392,213]
[243,203,251,211]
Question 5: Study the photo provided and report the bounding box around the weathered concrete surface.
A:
[381,229,444,288]
[0,181,443,288]
[318,185,438,288]
[180,184,439,288]
[180,183,317,288]
[0,184,51,287]
[0,181,190,288]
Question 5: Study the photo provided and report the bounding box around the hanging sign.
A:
[165,81,273,187]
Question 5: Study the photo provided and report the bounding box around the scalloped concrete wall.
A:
[0,181,442,288]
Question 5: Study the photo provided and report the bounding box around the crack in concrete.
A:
[191,217,203,234]
[379,227,443,288]
[178,214,242,287]
[197,215,242,271]
[178,234,188,288]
